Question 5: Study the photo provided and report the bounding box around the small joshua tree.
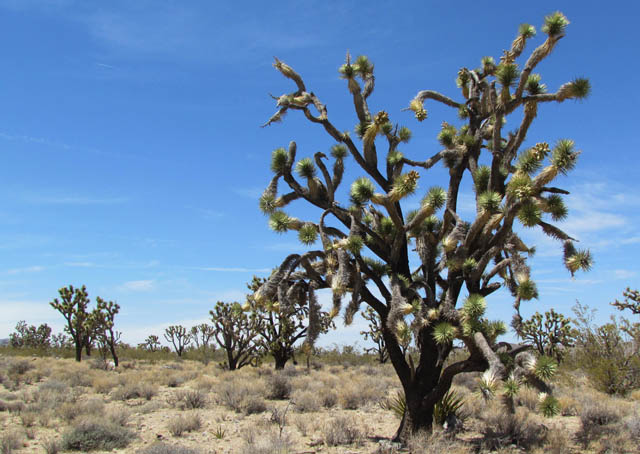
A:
[140,335,161,352]
[257,12,591,440]
[210,301,261,370]
[361,307,389,363]
[361,306,412,363]
[50,285,93,362]
[190,323,216,364]
[247,275,334,369]
[164,325,192,357]
[9,321,52,349]
[94,298,121,367]
[518,309,575,362]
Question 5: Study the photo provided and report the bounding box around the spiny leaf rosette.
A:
[258,12,590,442]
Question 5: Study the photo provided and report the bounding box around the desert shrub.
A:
[106,407,131,426]
[624,412,640,440]
[0,399,24,413]
[322,415,365,447]
[292,390,321,413]
[543,426,571,454]
[0,430,22,454]
[240,430,293,454]
[167,412,202,437]
[8,359,34,376]
[171,389,206,410]
[514,386,539,412]
[266,373,291,400]
[321,390,338,409]
[480,407,547,451]
[137,442,201,454]
[113,383,157,401]
[42,437,60,454]
[19,410,37,427]
[92,376,118,394]
[162,373,186,388]
[64,370,94,388]
[576,399,622,447]
[405,430,472,454]
[193,376,216,392]
[62,419,134,451]
[243,395,267,415]
[217,381,251,412]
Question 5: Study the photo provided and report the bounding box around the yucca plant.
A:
[258,12,591,443]
[433,390,465,426]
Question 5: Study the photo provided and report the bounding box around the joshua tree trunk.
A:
[109,343,119,367]
[274,352,288,370]
[226,350,238,371]
[75,342,82,362]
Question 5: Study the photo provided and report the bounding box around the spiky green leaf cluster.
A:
[516,148,544,175]
[518,201,542,227]
[534,356,558,380]
[551,139,578,174]
[542,12,569,37]
[433,390,465,426]
[350,177,375,205]
[473,166,491,193]
[462,294,487,320]
[295,157,316,179]
[539,395,561,417]
[330,144,348,159]
[517,279,539,300]
[437,124,457,148]
[503,373,521,398]
[507,174,534,199]
[387,150,403,165]
[259,193,277,214]
[462,258,477,274]
[398,126,412,143]
[355,121,369,139]
[298,224,318,245]
[545,195,568,221]
[496,63,520,88]
[566,77,591,99]
[518,23,537,39]
[423,186,446,209]
[433,322,456,345]
[525,74,546,95]
[270,147,289,173]
[391,171,419,200]
[269,211,292,233]
[378,217,395,237]
[478,191,503,213]
[481,56,496,75]
[345,235,364,254]
[566,249,593,274]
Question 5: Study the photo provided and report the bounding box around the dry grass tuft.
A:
[321,415,366,447]
[167,412,202,437]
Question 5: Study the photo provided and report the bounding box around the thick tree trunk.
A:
[274,352,289,370]
[109,343,119,367]
[226,349,237,371]
[392,371,440,443]
[74,343,82,362]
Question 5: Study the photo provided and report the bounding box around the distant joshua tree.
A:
[94,298,122,367]
[210,301,261,370]
[255,12,591,440]
[140,335,161,352]
[360,306,411,363]
[9,321,52,349]
[612,288,640,316]
[164,325,192,357]
[518,309,575,362]
[247,275,333,369]
[190,323,216,364]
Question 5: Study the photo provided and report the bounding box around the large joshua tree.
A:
[256,12,592,441]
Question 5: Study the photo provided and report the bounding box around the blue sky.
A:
[0,0,638,348]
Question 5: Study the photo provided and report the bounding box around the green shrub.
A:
[62,420,135,451]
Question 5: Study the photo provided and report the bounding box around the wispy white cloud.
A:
[64,261,97,268]
[233,187,263,199]
[613,269,636,280]
[6,266,45,275]
[119,280,155,292]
